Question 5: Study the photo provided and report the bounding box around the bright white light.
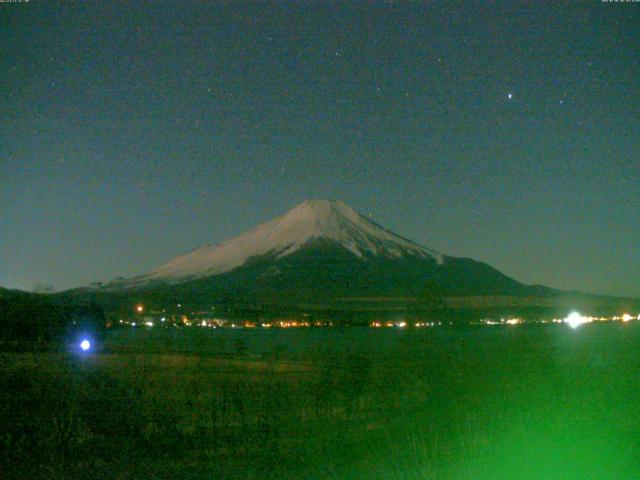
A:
[622,313,632,322]
[145,321,154,327]
[565,311,587,329]
[80,339,91,351]
[507,93,513,100]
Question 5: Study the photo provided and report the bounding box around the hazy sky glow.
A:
[1,2,639,296]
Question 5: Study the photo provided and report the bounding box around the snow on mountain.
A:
[118,199,444,286]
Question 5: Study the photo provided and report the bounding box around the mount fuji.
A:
[100,199,551,301]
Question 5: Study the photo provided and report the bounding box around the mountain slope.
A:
[117,199,444,287]
[101,199,551,299]
[160,240,547,302]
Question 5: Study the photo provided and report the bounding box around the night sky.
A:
[1,1,638,296]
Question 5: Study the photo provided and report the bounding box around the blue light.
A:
[80,339,91,351]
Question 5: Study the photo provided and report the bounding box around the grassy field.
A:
[2,323,640,479]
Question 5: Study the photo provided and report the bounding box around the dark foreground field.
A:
[2,324,640,479]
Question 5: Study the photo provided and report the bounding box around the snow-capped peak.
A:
[125,199,444,285]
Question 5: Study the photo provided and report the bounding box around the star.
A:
[507,93,513,100]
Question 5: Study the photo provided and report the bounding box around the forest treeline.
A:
[0,288,105,346]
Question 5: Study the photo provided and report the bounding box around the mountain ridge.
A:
[108,199,446,289]
[90,199,562,302]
